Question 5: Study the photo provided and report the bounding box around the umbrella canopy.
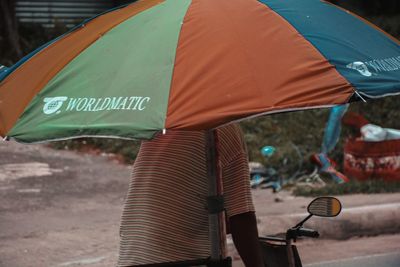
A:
[0,0,399,143]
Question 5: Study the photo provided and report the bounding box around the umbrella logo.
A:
[43,97,68,115]
[346,61,372,77]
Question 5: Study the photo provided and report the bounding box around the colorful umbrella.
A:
[0,0,399,143]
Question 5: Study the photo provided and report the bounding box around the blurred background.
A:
[0,1,400,267]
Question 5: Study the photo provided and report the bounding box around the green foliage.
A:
[293,180,400,197]
[240,109,330,178]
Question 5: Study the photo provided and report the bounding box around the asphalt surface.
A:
[1,140,399,267]
[0,141,130,267]
[305,252,400,267]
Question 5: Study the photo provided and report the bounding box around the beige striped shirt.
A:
[118,124,254,266]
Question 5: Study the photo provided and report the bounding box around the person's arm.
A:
[229,211,264,267]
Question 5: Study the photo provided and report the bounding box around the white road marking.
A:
[0,186,14,190]
[17,188,41,193]
[342,202,400,213]
[0,162,63,182]
[287,202,400,217]
[304,251,400,266]
[57,256,106,266]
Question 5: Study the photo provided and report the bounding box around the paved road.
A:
[1,141,400,267]
[305,252,400,267]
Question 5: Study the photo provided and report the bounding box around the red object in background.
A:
[344,138,400,181]
[342,112,370,138]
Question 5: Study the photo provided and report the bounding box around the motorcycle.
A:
[130,196,341,267]
[259,196,342,267]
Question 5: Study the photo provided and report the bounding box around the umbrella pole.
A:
[205,130,226,261]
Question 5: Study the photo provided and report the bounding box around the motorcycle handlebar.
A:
[296,227,319,238]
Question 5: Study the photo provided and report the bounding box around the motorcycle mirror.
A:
[307,197,342,217]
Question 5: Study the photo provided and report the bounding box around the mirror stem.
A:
[294,214,313,228]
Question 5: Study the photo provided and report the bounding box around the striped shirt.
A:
[117,124,254,266]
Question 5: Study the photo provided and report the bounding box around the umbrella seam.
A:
[164,0,193,129]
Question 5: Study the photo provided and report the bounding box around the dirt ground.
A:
[0,141,399,267]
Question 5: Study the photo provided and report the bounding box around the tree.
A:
[0,0,23,60]
[334,0,400,15]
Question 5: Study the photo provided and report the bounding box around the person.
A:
[117,123,263,267]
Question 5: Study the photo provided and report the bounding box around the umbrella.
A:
[0,0,399,264]
[0,0,399,143]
